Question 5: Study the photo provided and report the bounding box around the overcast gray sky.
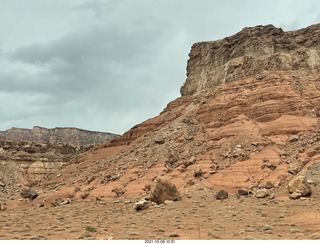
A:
[1,0,320,134]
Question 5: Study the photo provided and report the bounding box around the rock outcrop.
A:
[0,126,119,146]
[30,23,320,203]
[0,140,93,194]
[181,24,320,96]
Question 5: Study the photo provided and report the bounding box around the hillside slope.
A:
[37,24,320,203]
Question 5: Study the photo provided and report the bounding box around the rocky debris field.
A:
[1,23,320,240]
[0,182,320,240]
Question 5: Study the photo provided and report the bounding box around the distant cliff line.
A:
[0,126,120,146]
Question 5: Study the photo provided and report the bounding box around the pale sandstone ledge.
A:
[0,126,119,146]
[180,23,320,96]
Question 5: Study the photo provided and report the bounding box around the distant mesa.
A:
[0,126,120,146]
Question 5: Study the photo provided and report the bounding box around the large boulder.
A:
[216,190,228,200]
[288,176,311,197]
[20,188,38,200]
[149,177,180,204]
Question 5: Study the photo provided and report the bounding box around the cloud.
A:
[12,27,157,65]
[2,18,177,133]
[1,0,320,134]
[72,0,120,18]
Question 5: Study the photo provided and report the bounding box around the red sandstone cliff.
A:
[16,23,320,201]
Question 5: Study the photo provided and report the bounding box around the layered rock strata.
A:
[0,140,93,195]
[181,24,320,96]
[0,126,119,146]
[31,23,320,202]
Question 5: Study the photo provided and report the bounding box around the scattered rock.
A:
[185,180,195,188]
[86,175,95,184]
[216,190,228,200]
[111,188,126,197]
[265,181,274,189]
[0,181,5,187]
[169,233,180,237]
[289,135,299,142]
[311,233,320,240]
[154,137,165,144]
[20,188,38,200]
[288,176,311,197]
[80,192,90,199]
[133,199,150,210]
[255,189,268,198]
[194,168,203,177]
[37,203,44,207]
[61,198,71,205]
[290,191,302,200]
[288,167,298,175]
[74,187,81,192]
[237,188,249,196]
[184,156,196,168]
[264,163,277,170]
[50,198,70,207]
[263,225,273,231]
[0,204,7,211]
[143,184,151,192]
[150,177,181,204]
[85,226,97,233]
[50,201,60,207]
[290,229,302,234]
[307,179,317,186]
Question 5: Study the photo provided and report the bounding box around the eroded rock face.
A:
[181,24,320,96]
[0,140,93,192]
[150,177,180,204]
[31,23,320,200]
